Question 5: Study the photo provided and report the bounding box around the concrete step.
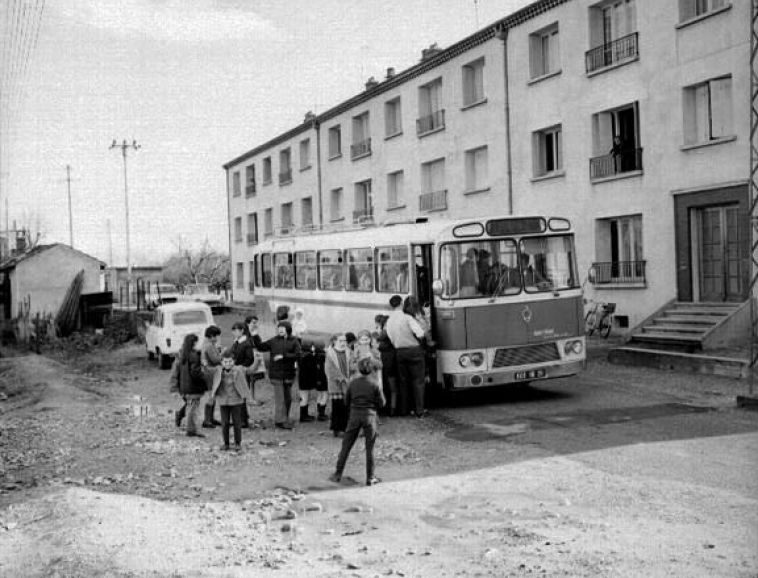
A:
[631,331,704,343]
[655,314,726,325]
[667,305,739,316]
[640,324,710,335]
[608,346,749,378]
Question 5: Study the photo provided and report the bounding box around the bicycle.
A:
[584,299,615,338]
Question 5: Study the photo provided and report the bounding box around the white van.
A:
[145,302,214,369]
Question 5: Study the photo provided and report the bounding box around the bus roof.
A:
[254,215,572,253]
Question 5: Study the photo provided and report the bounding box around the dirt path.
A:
[0,344,756,576]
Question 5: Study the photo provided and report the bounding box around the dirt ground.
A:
[0,340,756,577]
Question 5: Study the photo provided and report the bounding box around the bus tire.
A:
[584,311,597,336]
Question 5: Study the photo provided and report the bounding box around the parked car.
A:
[183,283,226,312]
[145,302,214,369]
[146,283,183,309]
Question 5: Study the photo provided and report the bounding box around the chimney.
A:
[386,67,395,79]
[303,110,316,123]
[365,76,378,91]
[421,43,443,61]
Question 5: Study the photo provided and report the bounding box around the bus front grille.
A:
[492,343,560,367]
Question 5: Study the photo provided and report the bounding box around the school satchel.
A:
[168,359,180,393]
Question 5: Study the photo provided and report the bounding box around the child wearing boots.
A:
[201,325,223,428]
[329,356,385,486]
[298,342,328,422]
[211,353,249,451]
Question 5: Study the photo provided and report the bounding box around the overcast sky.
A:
[6,0,529,266]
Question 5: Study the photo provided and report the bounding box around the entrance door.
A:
[698,205,743,302]
[411,244,437,389]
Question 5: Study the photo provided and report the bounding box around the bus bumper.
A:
[442,359,584,390]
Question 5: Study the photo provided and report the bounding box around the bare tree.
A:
[162,238,229,290]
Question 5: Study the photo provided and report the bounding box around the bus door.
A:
[411,244,437,389]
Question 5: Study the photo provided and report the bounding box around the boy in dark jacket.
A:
[251,321,301,429]
[329,356,385,486]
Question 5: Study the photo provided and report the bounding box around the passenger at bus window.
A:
[348,263,359,290]
[395,266,409,293]
[359,270,373,291]
[305,269,317,290]
[521,253,546,287]
[459,248,479,297]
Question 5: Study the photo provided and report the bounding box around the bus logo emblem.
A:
[521,305,532,324]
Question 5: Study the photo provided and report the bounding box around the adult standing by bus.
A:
[201,325,223,429]
[325,333,351,436]
[178,333,206,437]
[385,294,427,418]
[226,322,254,428]
[251,321,301,430]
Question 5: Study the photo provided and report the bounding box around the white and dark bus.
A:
[249,215,585,391]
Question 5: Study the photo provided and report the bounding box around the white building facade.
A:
[224,0,750,331]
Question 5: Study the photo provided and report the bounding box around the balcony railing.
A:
[263,230,273,239]
[416,109,445,136]
[245,183,256,197]
[590,260,647,285]
[248,282,255,293]
[419,189,448,212]
[350,138,372,159]
[585,32,639,73]
[279,169,292,185]
[262,176,272,186]
[353,208,374,224]
[589,147,643,180]
[234,235,243,243]
[277,224,295,236]
[246,233,257,246]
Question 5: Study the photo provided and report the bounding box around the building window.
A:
[529,23,560,79]
[328,125,342,159]
[590,101,642,179]
[462,57,485,106]
[301,197,313,228]
[280,202,293,234]
[262,157,272,185]
[679,0,728,22]
[295,251,317,289]
[351,112,371,159]
[279,148,292,185]
[683,76,733,145]
[234,217,242,242]
[387,170,404,209]
[353,180,373,223]
[330,188,343,221]
[248,261,255,292]
[385,97,402,137]
[420,158,447,212]
[586,0,638,74]
[232,171,241,197]
[245,165,256,196]
[417,78,445,136]
[235,262,244,289]
[246,212,258,246]
[593,214,646,284]
[533,126,562,177]
[299,138,311,170]
[264,208,273,238]
[464,146,488,192]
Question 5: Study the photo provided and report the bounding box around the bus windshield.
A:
[439,235,578,299]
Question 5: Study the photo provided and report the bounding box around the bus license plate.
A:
[515,369,546,381]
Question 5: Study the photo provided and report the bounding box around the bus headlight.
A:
[459,352,485,368]
[563,340,583,355]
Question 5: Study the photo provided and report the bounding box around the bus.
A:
[248,215,585,392]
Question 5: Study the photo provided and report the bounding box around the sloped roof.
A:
[0,243,105,271]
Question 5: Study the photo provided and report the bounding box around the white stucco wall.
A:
[9,245,102,318]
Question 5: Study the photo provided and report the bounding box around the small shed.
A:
[0,243,105,320]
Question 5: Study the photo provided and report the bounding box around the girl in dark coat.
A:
[178,333,206,437]
[226,321,255,428]
[299,343,328,421]
[251,321,301,429]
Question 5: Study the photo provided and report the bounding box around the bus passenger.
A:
[521,253,546,287]
[375,314,397,416]
[325,333,351,436]
[386,294,426,418]
[460,248,479,297]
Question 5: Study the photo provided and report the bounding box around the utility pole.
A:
[109,139,140,307]
[66,165,74,248]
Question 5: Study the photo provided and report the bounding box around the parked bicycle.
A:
[584,299,615,338]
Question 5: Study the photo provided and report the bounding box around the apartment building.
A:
[224,0,749,330]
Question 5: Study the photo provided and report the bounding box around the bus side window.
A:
[318,250,343,291]
[261,254,272,288]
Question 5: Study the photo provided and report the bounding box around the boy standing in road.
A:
[329,356,385,486]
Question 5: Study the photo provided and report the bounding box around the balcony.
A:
[416,109,445,136]
[350,138,372,160]
[353,208,374,224]
[278,169,292,185]
[590,260,647,285]
[262,176,272,186]
[234,235,243,244]
[585,32,639,74]
[419,189,447,212]
[245,182,256,197]
[263,230,273,239]
[277,224,295,236]
[246,233,257,246]
[589,147,643,180]
[248,282,255,293]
